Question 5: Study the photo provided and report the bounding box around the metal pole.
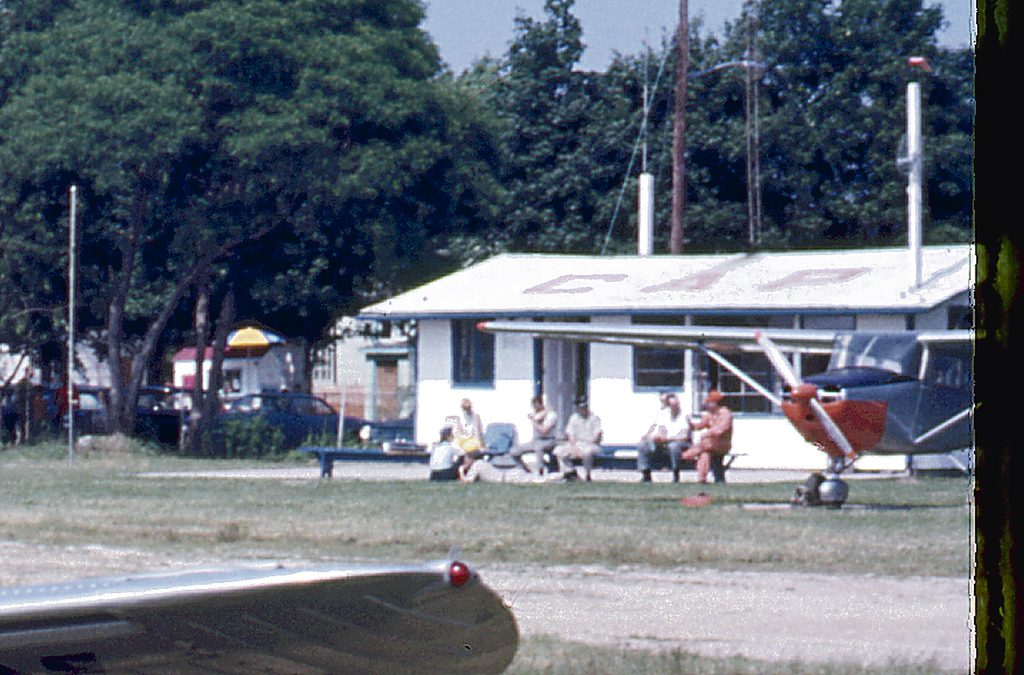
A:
[67,185,78,464]
[906,80,923,289]
[336,380,348,449]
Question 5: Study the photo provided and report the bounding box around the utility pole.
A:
[670,0,688,254]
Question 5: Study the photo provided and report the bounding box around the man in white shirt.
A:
[554,397,602,482]
[511,395,559,476]
[637,392,691,482]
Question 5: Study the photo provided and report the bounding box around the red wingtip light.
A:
[449,561,471,587]
[476,321,488,332]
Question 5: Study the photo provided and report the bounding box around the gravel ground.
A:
[482,563,971,670]
[3,464,971,671]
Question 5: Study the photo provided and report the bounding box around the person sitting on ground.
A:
[446,398,484,482]
[553,397,602,482]
[637,392,691,483]
[510,394,559,477]
[682,390,733,484]
[428,427,462,481]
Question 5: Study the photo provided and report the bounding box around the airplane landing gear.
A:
[791,472,849,508]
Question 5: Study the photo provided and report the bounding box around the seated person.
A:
[510,394,560,476]
[447,398,484,482]
[428,427,462,481]
[637,392,691,483]
[682,389,733,484]
[553,397,602,482]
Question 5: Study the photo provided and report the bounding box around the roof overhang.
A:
[358,246,973,321]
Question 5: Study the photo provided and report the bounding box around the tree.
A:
[708,0,972,248]
[488,0,636,254]
[0,0,504,438]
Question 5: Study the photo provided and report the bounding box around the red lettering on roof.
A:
[759,268,870,291]
[524,274,627,294]
[641,270,727,293]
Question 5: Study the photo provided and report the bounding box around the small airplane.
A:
[0,558,518,674]
[478,320,973,506]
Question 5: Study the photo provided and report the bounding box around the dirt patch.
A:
[480,563,970,670]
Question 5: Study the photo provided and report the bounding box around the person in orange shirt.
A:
[682,390,733,483]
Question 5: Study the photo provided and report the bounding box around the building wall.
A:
[856,314,906,331]
[415,318,533,443]
[412,315,908,471]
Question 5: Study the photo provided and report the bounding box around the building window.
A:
[452,319,494,386]
[698,350,776,414]
[690,316,794,414]
[632,316,686,391]
[635,348,685,390]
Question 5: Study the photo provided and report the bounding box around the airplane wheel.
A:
[818,477,849,508]
[791,473,825,506]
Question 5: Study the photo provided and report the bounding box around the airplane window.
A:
[926,347,971,390]
[831,334,921,376]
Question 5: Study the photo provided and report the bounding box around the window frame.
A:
[451,318,495,387]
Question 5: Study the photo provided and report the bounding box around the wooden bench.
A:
[300,445,428,478]
[301,444,740,482]
[563,444,741,482]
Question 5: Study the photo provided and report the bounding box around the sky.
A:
[421,0,975,74]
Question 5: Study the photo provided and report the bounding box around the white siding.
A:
[856,314,906,331]
[415,318,534,444]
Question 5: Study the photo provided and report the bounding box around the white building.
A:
[359,245,972,470]
[310,318,415,422]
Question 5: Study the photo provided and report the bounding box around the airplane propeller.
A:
[754,330,858,462]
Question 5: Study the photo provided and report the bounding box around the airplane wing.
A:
[477,320,839,353]
[0,559,518,675]
[478,321,973,351]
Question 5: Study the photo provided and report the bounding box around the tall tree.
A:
[0,0,503,435]
[713,0,971,248]
[489,0,635,254]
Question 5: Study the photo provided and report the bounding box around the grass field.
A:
[0,442,972,673]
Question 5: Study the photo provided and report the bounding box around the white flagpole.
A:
[67,185,78,464]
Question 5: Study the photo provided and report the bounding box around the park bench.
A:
[300,445,427,478]
[300,441,740,482]
[564,444,741,482]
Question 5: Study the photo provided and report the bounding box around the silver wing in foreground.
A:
[0,559,517,675]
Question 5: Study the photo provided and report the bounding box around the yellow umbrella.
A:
[227,326,284,350]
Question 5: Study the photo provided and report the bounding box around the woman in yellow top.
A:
[448,398,484,481]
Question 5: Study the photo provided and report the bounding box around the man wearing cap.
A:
[553,397,602,481]
[683,390,733,483]
[637,392,691,483]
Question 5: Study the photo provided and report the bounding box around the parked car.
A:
[67,386,110,436]
[218,392,359,449]
[134,385,187,446]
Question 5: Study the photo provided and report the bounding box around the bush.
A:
[208,416,287,459]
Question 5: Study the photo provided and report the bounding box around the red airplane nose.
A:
[791,383,818,404]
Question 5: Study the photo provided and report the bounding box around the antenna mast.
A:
[744,1,763,249]
[670,0,688,254]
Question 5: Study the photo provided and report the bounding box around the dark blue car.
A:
[221,393,357,448]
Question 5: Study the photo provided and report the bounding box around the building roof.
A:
[359,245,973,320]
